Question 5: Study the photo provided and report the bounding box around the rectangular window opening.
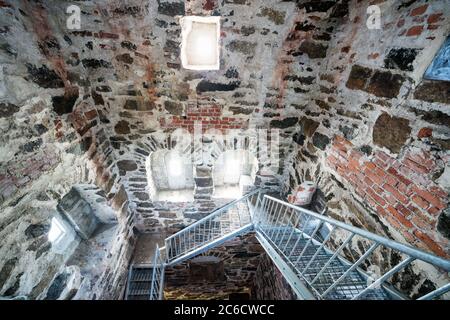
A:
[181,16,221,71]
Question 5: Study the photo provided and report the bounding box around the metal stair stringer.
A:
[255,230,316,300]
[144,191,450,301]
[166,223,254,267]
[164,189,262,267]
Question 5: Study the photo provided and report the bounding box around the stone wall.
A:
[280,0,450,298]
[164,233,264,300]
[253,254,297,300]
[0,0,137,299]
[0,0,449,300]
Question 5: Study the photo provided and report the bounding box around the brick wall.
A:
[327,136,449,257]
[160,103,249,133]
[0,0,449,300]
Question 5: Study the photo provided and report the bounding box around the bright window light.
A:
[167,152,183,177]
[181,16,220,70]
[224,153,241,184]
[213,185,242,199]
[48,217,65,243]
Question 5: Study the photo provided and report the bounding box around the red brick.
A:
[383,184,409,204]
[364,168,384,186]
[334,136,353,147]
[365,162,377,170]
[412,195,429,210]
[327,155,338,164]
[410,4,428,16]
[417,127,432,138]
[356,187,366,198]
[366,195,378,208]
[411,215,432,230]
[366,187,387,207]
[387,167,412,186]
[412,186,446,210]
[406,25,424,37]
[407,204,422,216]
[387,206,414,228]
[373,185,384,195]
[375,167,388,179]
[427,25,439,30]
[403,158,429,174]
[428,206,442,216]
[376,206,387,217]
[397,182,409,195]
[85,110,98,120]
[385,214,402,230]
[413,229,446,257]
[348,158,361,171]
[400,230,416,244]
[350,150,364,161]
[385,194,398,206]
[395,203,412,218]
[427,13,443,24]
[429,186,448,199]
[384,174,398,187]
[405,151,436,171]
[364,176,374,187]
[375,151,391,163]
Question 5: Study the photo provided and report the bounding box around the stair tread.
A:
[126,193,394,301]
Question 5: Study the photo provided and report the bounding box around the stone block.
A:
[299,40,328,59]
[373,113,411,153]
[346,65,372,91]
[414,80,450,104]
[384,48,421,71]
[312,132,330,150]
[366,70,406,98]
[0,102,19,118]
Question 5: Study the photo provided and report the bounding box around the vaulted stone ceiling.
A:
[0,0,449,300]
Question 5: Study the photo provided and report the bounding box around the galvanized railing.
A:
[143,191,450,300]
[164,189,261,266]
[149,244,165,300]
[254,195,450,300]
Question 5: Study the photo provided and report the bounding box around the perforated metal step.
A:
[125,266,153,300]
[268,230,390,300]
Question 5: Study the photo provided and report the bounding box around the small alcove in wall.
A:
[146,149,195,202]
[43,184,119,299]
[212,150,258,199]
[49,185,117,253]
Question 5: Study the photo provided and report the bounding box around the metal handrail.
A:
[165,188,261,241]
[262,195,450,271]
[164,189,261,264]
[149,244,165,300]
[145,191,449,300]
[254,195,450,300]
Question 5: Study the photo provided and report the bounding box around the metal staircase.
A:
[125,265,155,300]
[125,244,165,300]
[126,189,450,301]
[164,194,255,265]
